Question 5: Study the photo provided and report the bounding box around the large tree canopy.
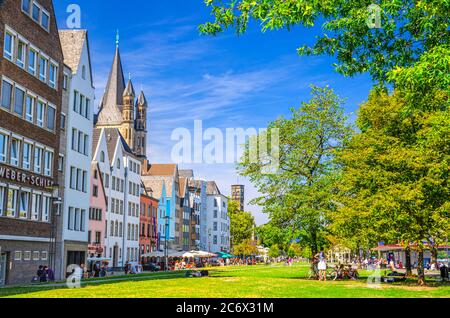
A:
[200,0,450,83]
[239,86,352,257]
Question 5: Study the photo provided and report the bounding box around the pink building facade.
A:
[88,163,107,258]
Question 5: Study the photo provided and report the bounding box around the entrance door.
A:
[113,246,118,268]
[0,253,7,286]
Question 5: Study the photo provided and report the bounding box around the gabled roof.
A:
[58,30,85,74]
[142,179,166,201]
[146,164,178,177]
[179,177,187,198]
[179,169,194,179]
[93,128,136,165]
[97,46,125,125]
[206,181,221,195]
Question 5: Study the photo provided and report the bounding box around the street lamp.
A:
[48,185,62,276]
[163,216,171,271]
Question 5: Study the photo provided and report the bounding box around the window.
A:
[100,151,105,163]
[70,167,76,189]
[80,210,85,231]
[22,0,31,14]
[10,139,20,167]
[85,98,90,119]
[31,193,41,221]
[19,190,30,219]
[49,63,57,89]
[32,2,40,22]
[14,87,25,116]
[60,113,66,130]
[82,171,87,192]
[1,80,13,110]
[0,185,5,216]
[80,95,85,117]
[14,251,22,261]
[68,207,74,230]
[63,74,69,90]
[78,131,83,153]
[25,95,35,122]
[24,251,31,261]
[3,32,13,61]
[42,196,50,222]
[71,129,77,151]
[22,142,32,170]
[33,147,42,173]
[73,90,78,112]
[44,151,53,177]
[39,56,47,82]
[16,40,26,68]
[36,101,44,127]
[32,251,40,261]
[213,222,218,231]
[41,251,48,261]
[82,65,86,80]
[93,186,98,197]
[28,49,37,75]
[84,134,89,155]
[46,105,55,131]
[41,10,50,30]
[58,155,64,172]
[6,188,18,217]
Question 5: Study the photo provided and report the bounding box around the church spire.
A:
[96,35,126,126]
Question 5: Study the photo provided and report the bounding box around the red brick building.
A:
[0,0,64,285]
[139,190,158,261]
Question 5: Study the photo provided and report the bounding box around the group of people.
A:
[35,265,54,283]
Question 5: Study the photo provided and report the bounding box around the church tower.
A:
[135,90,148,158]
[121,79,135,150]
[94,32,149,160]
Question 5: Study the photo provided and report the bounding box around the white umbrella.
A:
[182,252,197,258]
[191,250,217,258]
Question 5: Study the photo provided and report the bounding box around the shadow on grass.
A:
[0,271,187,298]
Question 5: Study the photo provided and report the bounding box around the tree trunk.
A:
[431,247,438,269]
[417,250,426,286]
[405,247,412,277]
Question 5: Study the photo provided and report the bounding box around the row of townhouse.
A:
[141,166,231,255]
[0,0,230,286]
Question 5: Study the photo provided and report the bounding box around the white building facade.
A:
[92,128,140,268]
[58,30,95,276]
[206,182,230,253]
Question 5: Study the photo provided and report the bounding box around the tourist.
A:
[37,266,47,283]
[315,249,327,281]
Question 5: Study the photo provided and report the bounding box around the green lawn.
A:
[1,263,449,298]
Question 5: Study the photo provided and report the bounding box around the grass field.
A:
[1,263,449,298]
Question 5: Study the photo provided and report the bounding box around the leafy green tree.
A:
[335,87,449,285]
[228,200,256,248]
[233,239,258,256]
[268,244,281,258]
[256,222,291,252]
[288,243,302,258]
[239,86,352,265]
[200,0,449,83]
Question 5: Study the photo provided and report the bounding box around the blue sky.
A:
[54,0,374,225]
